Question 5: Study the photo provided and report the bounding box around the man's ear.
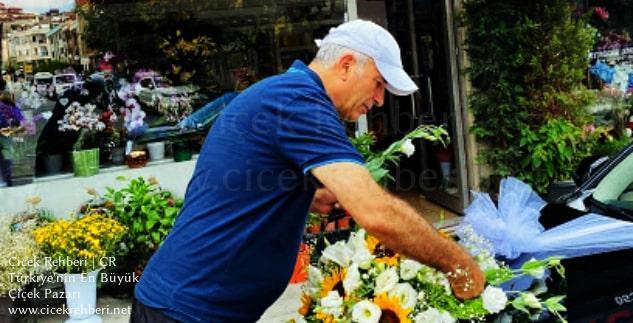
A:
[334,53,356,81]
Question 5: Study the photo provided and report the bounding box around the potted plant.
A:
[96,176,183,295]
[57,102,106,177]
[32,213,125,322]
[0,97,26,186]
[0,217,42,323]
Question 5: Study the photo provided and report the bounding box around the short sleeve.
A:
[276,95,364,174]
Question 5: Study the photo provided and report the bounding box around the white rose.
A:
[400,139,415,157]
[320,291,344,317]
[481,286,507,314]
[343,263,362,295]
[320,241,353,267]
[626,128,632,137]
[388,283,418,310]
[400,259,423,280]
[414,308,455,323]
[375,268,399,294]
[351,300,381,323]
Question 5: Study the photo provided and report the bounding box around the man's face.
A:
[338,59,386,122]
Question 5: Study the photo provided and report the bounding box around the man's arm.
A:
[311,162,485,300]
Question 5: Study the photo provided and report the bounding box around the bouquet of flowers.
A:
[32,213,126,273]
[16,87,44,112]
[153,94,193,124]
[0,100,24,137]
[57,102,106,151]
[299,227,567,322]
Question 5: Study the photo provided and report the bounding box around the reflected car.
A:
[540,143,633,322]
[53,73,80,97]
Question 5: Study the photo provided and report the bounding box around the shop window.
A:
[2,0,346,187]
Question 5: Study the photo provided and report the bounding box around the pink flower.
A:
[594,7,609,21]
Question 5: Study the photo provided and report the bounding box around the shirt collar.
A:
[288,60,325,90]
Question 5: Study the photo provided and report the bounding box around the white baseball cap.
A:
[316,19,418,96]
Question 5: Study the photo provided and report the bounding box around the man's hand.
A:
[310,187,338,214]
[310,162,487,299]
[448,256,486,300]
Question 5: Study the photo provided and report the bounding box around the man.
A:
[133,19,485,322]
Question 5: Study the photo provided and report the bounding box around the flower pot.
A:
[126,150,148,168]
[0,159,9,188]
[44,153,63,174]
[111,147,125,165]
[10,154,36,186]
[147,141,166,161]
[72,149,100,177]
[173,142,192,162]
[59,269,102,323]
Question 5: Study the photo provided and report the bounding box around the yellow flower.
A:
[315,311,335,323]
[373,293,412,323]
[366,235,401,266]
[298,293,312,316]
[320,268,346,298]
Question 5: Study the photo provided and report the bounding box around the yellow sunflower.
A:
[320,268,346,298]
[373,293,412,323]
[315,311,335,323]
[366,235,401,266]
[298,293,312,316]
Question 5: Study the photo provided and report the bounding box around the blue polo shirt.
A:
[135,60,364,322]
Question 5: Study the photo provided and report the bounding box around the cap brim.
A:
[375,60,418,96]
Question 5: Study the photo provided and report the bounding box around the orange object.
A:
[336,216,351,230]
[290,243,311,283]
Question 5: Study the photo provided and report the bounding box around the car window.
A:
[56,75,75,83]
[593,152,633,210]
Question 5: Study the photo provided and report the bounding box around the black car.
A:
[540,143,633,323]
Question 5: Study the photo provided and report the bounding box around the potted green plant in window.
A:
[57,102,105,177]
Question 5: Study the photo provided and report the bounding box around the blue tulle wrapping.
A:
[459,177,633,261]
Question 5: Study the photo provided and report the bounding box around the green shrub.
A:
[462,0,598,193]
[104,176,183,268]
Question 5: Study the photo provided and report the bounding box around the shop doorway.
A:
[360,0,469,213]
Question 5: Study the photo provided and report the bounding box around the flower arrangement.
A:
[0,100,24,137]
[299,227,567,322]
[123,98,146,138]
[16,87,43,111]
[0,216,42,297]
[32,213,126,274]
[57,102,106,151]
[153,94,193,123]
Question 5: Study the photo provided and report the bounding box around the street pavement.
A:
[35,283,303,323]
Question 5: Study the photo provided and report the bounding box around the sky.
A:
[4,0,74,13]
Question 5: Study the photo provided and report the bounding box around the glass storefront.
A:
[1,0,347,185]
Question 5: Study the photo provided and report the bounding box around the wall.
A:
[0,159,196,219]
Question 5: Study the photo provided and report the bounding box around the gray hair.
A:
[312,43,370,72]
